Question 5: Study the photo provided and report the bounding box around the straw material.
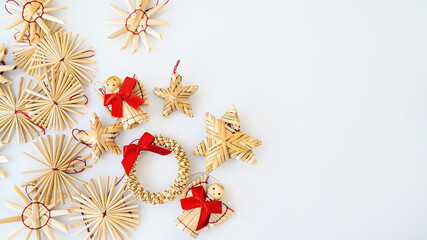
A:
[0,77,44,144]
[107,0,169,54]
[25,69,87,131]
[29,31,96,86]
[70,176,140,240]
[154,71,198,117]
[193,105,262,172]
[0,44,17,88]
[21,134,92,205]
[0,184,70,240]
[74,112,123,164]
[3,0,66,42]
[125,134,190,205]
[0,142,9,178]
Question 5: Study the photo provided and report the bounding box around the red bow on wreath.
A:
[122,132,172,175]
[180,186,223,231]
[104,77,145,118]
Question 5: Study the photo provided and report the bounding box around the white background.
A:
[0,0,427,239]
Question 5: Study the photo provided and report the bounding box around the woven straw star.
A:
[0,142,9,178]
[74,112,123,164]
[0,185,70,240]
[70,176,140,240]
[3,0,66,41]
[107,0,169,54]
[21,134,92,205]
[193,105,262,172]
[154,62,198,117]
[0,44,17,87]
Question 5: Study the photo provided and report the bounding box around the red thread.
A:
[155,0,170,6]
[80,201,94,239]
[21,1,44,23]
[25,184,35,200]
[72,129,92,148]
[173,60,180,74]
[0,60,5,75]
[232,129,240,134]
[15,110,46,134]
[64,157,87,174]
[21,202,51,230]
[4,0,19,15]
[102,211,107,218]
[125,9,149,35]
[69,94,89,105]
[59,57,64,62]
[52,101,57,105]
[115,174,126,187]
[80,50,95,59]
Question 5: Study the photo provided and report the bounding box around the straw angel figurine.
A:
[99,75,149,130]
[175,174,234,238]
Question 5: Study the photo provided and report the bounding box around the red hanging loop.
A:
[4,0,19,15]
[21,202,51,230]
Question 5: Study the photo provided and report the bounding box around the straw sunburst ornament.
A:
[0,142,9,178]
[21,134,92,205]
[70,176,140,240]
[0,44,17,87]
[107,0,169,54]
[3,0,66,41]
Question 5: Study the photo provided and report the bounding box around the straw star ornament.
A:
[193,105,262,172]
[0,44,17,87]
[3,0,66,41]
[107,0,169,54]
[74,112,123,164]
[0,142,9,178]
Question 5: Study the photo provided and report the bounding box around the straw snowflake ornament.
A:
[0,77,44,144]
[29,31,96,85]
[0,44,17,88]
[70,176,140,240]
[193,105,262,172]
[21,134,92,205]
[107,0,169,54]
[3,0,66,41]
[25,70,87,131]
[0,142,9,178]
[0,185,70,240]
[74,112,123,164]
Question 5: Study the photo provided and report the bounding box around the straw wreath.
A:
[74,112,123,164]
[0,185,70,240]
[193,105,262,172]
[25,69,87,131]
[29,31,96,86]
[125,134,191,205]
[107,0,169,54]
[0,77,44,144]
[70,176,140,240]
[0,44,17,88]
[0,142,9,178]
[21,134,92,205]
[3,0,66,41]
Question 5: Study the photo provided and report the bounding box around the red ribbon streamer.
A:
[104,77,145,118]
[180,186,223,231]
[122,132,172,176]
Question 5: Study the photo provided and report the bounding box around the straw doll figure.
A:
[99,75,149,130]
[175,174,234,238]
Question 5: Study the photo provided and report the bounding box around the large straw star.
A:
[193,105,262,172]
[74,112,123,164]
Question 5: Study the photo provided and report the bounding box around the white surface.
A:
[0,0,427,239]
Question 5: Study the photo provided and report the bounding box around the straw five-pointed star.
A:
[0,142,9,178]
[74,112,123,164]
[0,185,70,240]
[3,0,66,41]
[193,105,262,172]
[154,66,198,117]
[107,0,169,54]
[0,44,17,86]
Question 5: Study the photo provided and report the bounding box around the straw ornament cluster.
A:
[3,0,66,41]
[70,176,140,240]
[107,0,169,54]
[125,134,191,205]
[0,142,9,178]
[74,112,123,164]
[194,105,262,172]
[0,44,17,88]
[0,185,70,240]
[21,134,92,205]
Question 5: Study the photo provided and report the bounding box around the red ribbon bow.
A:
[180,186,223,231]
[122,132,172,176]
[104,77,145,118]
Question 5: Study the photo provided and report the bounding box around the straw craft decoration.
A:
[0,44,17,88]
[3,0,66,41]
[0,77,44,144]
[107,0,169,54]
[193,105,262,172]
[25,70,87,131]
[123,132,191,204]
[21,134,92,205]
[0,142,9,178]
[175,174,234,239]
[0,185,70,240]
[70,176,140,239]
[154,60,198,117]
[74,112,123,164]
[29,31,96,86]
[99,75,149,130]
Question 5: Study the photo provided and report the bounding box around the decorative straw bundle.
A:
[29,31,96,86]
[70,176,140,240]
[0,142,9,178]
[25,69,87,131]
[21,134,92,205]
[0,44,17,88]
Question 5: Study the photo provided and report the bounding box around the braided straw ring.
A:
[125,134,191,205]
